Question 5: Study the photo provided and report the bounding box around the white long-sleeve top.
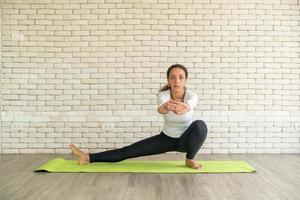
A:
[157,88,198,138]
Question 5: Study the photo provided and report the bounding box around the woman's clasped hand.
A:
[162,99,190,115]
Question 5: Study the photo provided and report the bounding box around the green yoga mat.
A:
[34,158,256,173]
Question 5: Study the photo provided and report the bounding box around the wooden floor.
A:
[0,153,299,200]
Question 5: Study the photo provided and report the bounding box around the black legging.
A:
[89,120,208,162]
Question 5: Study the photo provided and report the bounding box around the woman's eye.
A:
[170,76,184,80]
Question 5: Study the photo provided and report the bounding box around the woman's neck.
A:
[170,88,186,101]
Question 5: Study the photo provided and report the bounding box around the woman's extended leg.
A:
[70,132,178,164]
[176,120,208,169]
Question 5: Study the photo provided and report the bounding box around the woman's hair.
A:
[159,64,188,92]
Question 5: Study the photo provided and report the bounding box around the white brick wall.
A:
[1,0,299,154]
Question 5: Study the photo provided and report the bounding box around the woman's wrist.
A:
[158,104,169,114]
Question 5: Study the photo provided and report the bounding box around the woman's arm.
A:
[157,100,190,115]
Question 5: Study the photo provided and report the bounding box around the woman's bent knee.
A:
[192,120,207,131]
[190,120,208,139]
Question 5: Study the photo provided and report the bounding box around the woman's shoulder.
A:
[185,88,198,98]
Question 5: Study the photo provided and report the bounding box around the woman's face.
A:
[168,67,186,92]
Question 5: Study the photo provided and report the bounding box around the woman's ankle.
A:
[86,154,90,162]
[185,157,194,161]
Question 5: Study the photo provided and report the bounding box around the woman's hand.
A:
[158,100,173,114]
[163,99,190,115]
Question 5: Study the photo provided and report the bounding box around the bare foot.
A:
[69,144,90,165]
[185,158,202,170]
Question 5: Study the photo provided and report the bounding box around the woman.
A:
[69,64,208,169]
